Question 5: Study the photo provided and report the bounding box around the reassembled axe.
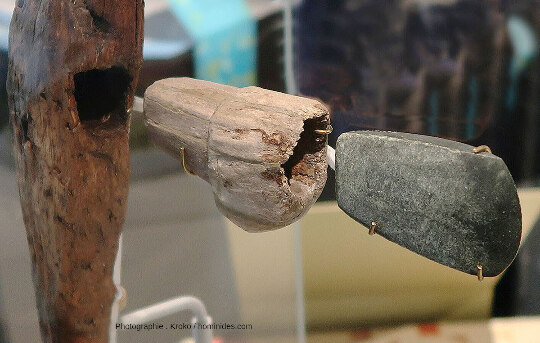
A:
[142,77,522,280]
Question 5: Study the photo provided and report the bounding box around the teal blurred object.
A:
[506,15,538,110]
[168,0,257,87]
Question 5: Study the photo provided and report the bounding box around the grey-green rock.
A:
[335,131,522,277]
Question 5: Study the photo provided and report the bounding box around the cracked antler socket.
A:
[144,78,329,231]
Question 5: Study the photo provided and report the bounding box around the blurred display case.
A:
[1,1,540,342]
[293,0,539,184]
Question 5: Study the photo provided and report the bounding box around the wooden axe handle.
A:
[8,1,143,342]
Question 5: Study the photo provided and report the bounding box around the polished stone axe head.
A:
[335,131,522,277]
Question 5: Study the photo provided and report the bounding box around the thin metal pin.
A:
[314,124,333,135]
[473,145,492,154]
[477,265,484,281]
[369,221,377,235]
[180,147,196,176]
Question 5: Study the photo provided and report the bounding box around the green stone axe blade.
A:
[334,130,522,278]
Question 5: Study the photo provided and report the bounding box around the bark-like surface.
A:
[7,1,143,342]
[145,78,329,231]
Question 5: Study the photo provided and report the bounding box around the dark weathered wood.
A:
[145,78,330,231]
[7,1,143,342]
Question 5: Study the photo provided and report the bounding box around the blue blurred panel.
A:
[169,0,257,87]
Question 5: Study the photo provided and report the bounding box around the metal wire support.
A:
[473,145,492,154]
[180,147,197,176]
[477,265,484,281]
[314,124,333,135]
[369,221,378,236]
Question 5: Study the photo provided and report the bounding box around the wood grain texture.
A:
[145,78,330,231]
[7,0,143,342]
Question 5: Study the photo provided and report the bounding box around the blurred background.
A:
[0,0,539,342]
